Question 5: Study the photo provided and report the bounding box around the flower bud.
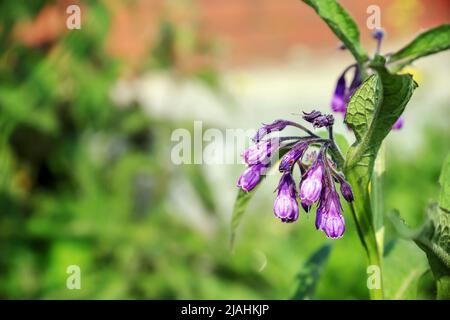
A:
[339,179,354,202]
[299,163,323,206]
[243,138,280,166]
[253,120,289,142]
[237,164,266,192]
[317,193,345,239]
[279,142,308,172]
[274,173,299,223]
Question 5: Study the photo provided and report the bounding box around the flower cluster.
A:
[237,111,354,239]
[332,28,404,130]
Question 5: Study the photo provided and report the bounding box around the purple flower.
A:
[299,160,324,206]
[392,116,404,130]
[331,65,362,114]
[274,172,299,223]
[372,28,385,41]
[253,120,289,143]
[316,191,345,239]
[331,73,347,113]
[243,138,280,166]
[339,179,354,202]
[237,164,267,192]
[372,28,385,54]
[279,142,308,172]
[302,110,322,122]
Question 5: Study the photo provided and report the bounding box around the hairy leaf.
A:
[292,244,332,300]
[345,60,417,181]
[301,0,368,64]
[389,24,450,71]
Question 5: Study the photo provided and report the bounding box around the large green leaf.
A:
[301,0,368,64]
[292,244,332,300]
[389,24,450,71]
[345,60,417,175]
[383,239,428,299]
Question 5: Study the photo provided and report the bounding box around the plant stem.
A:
[344,167,384,300]
[372,143,386,255]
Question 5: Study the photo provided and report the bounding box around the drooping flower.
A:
[316,191,345,239]
[237,164,267,192]
[331,72,347,113]
[331,64,362,114]
[279,141,309,172]
[299,158,324,206]
[253,120,290,142]
[274,172,299,223]
[243,138,280,166]
[236,110,354,239]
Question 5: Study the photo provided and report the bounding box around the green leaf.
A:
[230,188,260,249]
[383,239,428,299]
[389,204,450,300]
[345,61,417,180]
[389,24,450,71]
[301,0,368,64]
[292,244,332,300]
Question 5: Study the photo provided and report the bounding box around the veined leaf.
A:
[301,0,368,64]
[389,24,450,71]
[292,243,332,300]
[345,60,417,180]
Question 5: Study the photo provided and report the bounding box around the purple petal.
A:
[392,116,404,130]
[237,164,266,192]
[253,120,289,143]
[331,74,347,113]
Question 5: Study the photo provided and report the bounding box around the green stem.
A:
[345,166,384,300]
[372,143,386,255]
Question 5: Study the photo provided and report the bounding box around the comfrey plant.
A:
[237,112,353,238]
[231,0,450,300]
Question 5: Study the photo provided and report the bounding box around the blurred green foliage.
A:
[0,1,447,299]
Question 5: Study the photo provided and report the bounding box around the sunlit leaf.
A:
[301,0,368,64]
[389,24,450,71]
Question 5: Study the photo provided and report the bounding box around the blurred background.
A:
[0,0,449,299]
